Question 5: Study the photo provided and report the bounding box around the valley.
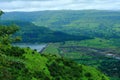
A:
[1,10,120,80]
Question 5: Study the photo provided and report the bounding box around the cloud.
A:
[0,0,120,12]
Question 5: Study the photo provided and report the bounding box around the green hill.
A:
[1,10,120,80]
[0,24,109,80]
[1,10,120,39]
[1,21,91,43]
[0,45,109,80]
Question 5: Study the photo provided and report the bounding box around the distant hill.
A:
[1,10,120,39]
[0,23,109,80]
[1,21,91,43]
[0,10,110,80]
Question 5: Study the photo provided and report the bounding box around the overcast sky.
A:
[0,0,120,12]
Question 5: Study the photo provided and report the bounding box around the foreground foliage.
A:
[0,10,109,80]
[0,23,109,80]
[0,46,109,80]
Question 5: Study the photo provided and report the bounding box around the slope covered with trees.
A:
[0,21,109,80]
[1,10,120,39]
[0,11,109,80]
[0,46,110,80]
[1,10,120,80]
[1,20,91,43]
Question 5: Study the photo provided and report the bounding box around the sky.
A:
[0,0,120,12]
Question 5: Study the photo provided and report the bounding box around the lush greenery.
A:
[0,23,109,80]
[1,10,120,47]
[1,20,91,43]
[2,10,120,39]
[42,42,120,80]
[0,48,109,80]
[1,10,120,80]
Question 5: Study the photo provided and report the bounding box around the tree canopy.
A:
[0,10,4,16]
[0,10,20,45]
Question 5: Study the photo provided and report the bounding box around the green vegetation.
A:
[0,25,20,45]
[0,27,109,80]
[1,10,120,80]
[0,10,4,16]
[42,41,120,80]
[0,12,109,80]
[42,43,61,57]
[63,38,117,48]
[1,20,91,43]
[0,48,110,80]
[2,10,120,39]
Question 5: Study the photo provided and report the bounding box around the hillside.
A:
[0,24,109,80]
[1,10,120,39]
[1,21,91,43]
[1,10,120,80]
[0,45,110,80]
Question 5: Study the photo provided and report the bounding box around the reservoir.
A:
[13,43,47,52]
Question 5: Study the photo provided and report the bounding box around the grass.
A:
[64,38,116,48]
[42,43,61,57]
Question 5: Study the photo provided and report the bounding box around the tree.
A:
[0,10,4,16]
[0,10,20,45]
[0,25,20,45]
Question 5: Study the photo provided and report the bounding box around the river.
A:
[13,43,47,52]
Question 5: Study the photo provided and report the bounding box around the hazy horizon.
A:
[0,0,120,12]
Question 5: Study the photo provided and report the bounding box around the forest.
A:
[1,20,91,43]
[1,10,120,80]
[0,11,110,80]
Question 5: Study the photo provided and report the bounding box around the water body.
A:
[13,43,47,52]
